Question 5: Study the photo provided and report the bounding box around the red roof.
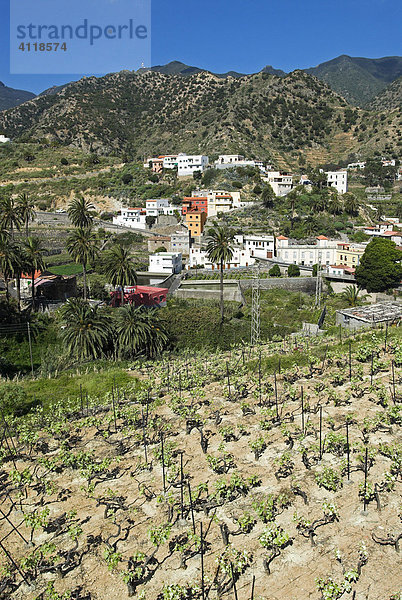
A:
[382,231,400,236]
[276,235,288,240]
[124,285,168,294]
[22,270,41,280]
[316,235,329,240]
[330,265,356,273]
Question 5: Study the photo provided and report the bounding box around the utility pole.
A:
[315,252,322,308]
[251,262,261,346]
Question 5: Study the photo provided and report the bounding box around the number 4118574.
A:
[18,42,67,51]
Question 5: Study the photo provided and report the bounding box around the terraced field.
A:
[0,326,401,600]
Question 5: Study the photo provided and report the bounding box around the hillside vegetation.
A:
[305,55,402,106]
[0,70,400,167]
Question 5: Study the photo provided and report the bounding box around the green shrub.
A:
[0,383,39,417]
[287,264,300,277]
[269,265,281,277]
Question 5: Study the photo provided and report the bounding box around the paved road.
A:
[168,274,183,295]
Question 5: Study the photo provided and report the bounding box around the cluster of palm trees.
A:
[0,192,46,309]
[66,197,137,301]
[59,298,169,361]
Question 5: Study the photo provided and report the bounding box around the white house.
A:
[146,198,176,217]
[0,134,10,143]
[113,208,147,230]
[347,162,366,170]
[188,247,255,270]
[326,264,356,276]
[276,235,338,266]
[235,234,275,259]
[170,230,191,254]
[326,170,348,194]
[161,155,178,169]
[177,154,209,177]
[263,171,293,196]
[214,155,266,173]
[149,252,182,274]
[215,154,245,165]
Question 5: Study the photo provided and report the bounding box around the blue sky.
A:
[1,0,401,94]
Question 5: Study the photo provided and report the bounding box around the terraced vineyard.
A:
[0,326,401,600]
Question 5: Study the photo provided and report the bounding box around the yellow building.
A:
[185,210,207,238]
[336,242,366,268]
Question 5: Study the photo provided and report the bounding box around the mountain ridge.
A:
[1,54,401,111]
[0,81,36,112]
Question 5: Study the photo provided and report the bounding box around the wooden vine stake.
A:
[161,433,166,494]
[370,351,374,386]
[226,362,231,399]
[346,421,350,481]
[200,522,205,600]
[363,447,368,512]
[141,409,148,464]
[230,563,239,600]
[384,323,388,353]
[250,574,256,600]
[274,372,278,418]
[301,386,304,435]
[391,360,396,403]
[319,406,323,459]
[349,341,352,381]
[180,452,184,519]
[80,384,83,416]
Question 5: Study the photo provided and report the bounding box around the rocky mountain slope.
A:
[0,81,35,112]
[0,69,399,166]
[305,55,402,106]
[366,76,402,111]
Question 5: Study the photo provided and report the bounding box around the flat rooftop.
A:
[337,302,402,323]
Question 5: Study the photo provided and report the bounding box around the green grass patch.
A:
[49,264,83,276]
[20,367,138,409]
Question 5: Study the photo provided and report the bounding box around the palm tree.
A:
[59,298,111,360]
[0,237,17,304]
[0,195,23,237]
[328,191,343,215]
[343,192,359,216]
[66,228,99,300]
[103,244,137,305]
[342,285,365,307]
[67,197,95,228]
[206,224,235,323]
[115,304,169,358]
[311,192,329,213]
[18,193,36,236]
[261,184,275,209]
[22,237,46,309]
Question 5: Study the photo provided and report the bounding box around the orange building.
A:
[185,210,207,238]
